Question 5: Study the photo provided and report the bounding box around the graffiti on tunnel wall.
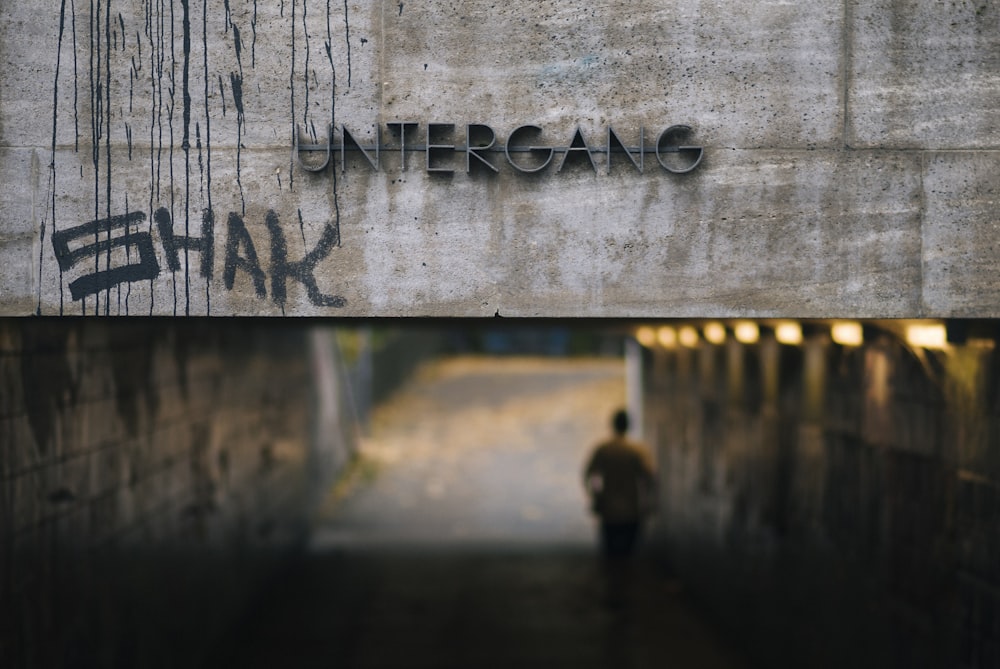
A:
[39,0,359,314]
[50,208,345,312]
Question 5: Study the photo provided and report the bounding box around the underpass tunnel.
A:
[3,319,999,668]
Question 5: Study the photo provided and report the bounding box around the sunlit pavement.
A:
[213,357,749,668]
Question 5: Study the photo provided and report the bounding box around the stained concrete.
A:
[1,1,998,316]
[849,0,1000,149]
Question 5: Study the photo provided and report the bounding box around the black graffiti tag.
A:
[155,207,215,278]
[51,212,160,301]
[265,210,346,309]
[223,211,267,298]
[53,208,346,309]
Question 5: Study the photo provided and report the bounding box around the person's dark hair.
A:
[612,409,629,435]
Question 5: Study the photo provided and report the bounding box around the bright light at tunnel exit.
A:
[831,321,863,347]
[734,321,759,344]
[906,323,948,350]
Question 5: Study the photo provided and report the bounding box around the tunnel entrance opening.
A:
[209,329,742,669]
[213,344,748,669]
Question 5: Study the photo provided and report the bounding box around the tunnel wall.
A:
[0,319,357,668]
[643,325,1000,669]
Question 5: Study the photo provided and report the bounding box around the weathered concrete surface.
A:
[0,1,998,316]
[922,151,1000,315]
[380,1,843,149]
[849,0,1000,149]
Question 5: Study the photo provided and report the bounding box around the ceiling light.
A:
[831,321,863,347]
[657,326,677,348]
[703,322,726,345]
[734,321,759,344]
[775,321,803,345]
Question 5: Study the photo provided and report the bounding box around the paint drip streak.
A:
[71,0,79,153]
[251,0,257,68]
[232,72,245,214]
[303,0,310,127]
[203,0,212,313]
[329,4,341,251]
[168,0,177,315]
[125,191,131,313]
[154,0,167,313]
[47,0,69,315]
[150,0,161,314]
[325,0,332,68]
[343,0,351,86]
[146,0,154,211]
[148,0,156,313]
[202,4,212,203]
[105,0,113,314]
[182,0,192,314]
[289,0,295,190]
[89,0,99,315]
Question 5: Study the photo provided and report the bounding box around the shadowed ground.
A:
[212,357,750,668]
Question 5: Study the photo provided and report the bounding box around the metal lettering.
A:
[655,125,703,174]
[341,124,380,172]
[557,126,597,173]
[294,121,703,176]
[426,123,456,174]
[505,125,554,174]
[385,122,419,171]
[295,124,331,172]
[607,126,644,174]
[466,124,499,173]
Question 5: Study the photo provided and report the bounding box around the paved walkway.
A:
[215,356,749,668]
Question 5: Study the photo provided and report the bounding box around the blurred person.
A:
[583,409,656,559]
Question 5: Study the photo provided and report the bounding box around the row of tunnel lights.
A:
[635,321,952,350]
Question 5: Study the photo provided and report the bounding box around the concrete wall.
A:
[0,320,357,667]
[2,1,998,317]
[642,321,1000,669]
